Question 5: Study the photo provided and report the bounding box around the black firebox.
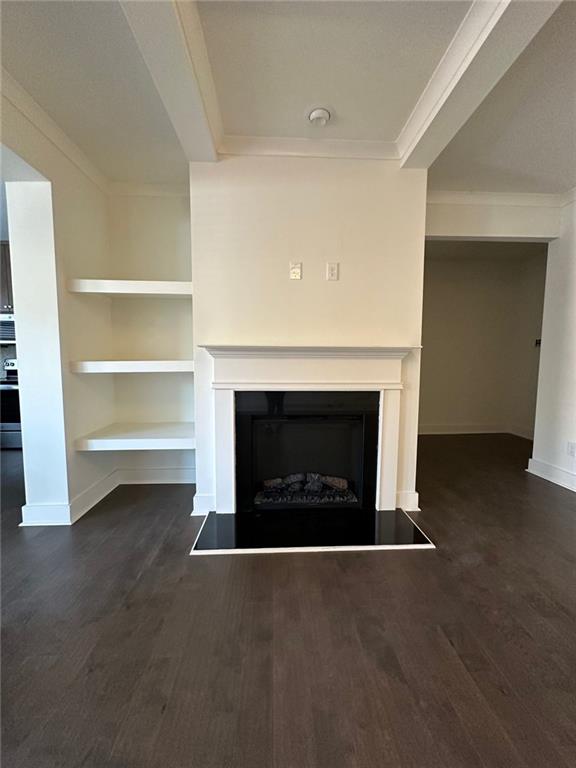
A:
[235,391,379,514]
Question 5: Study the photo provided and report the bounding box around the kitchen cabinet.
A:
[1,242,14,312]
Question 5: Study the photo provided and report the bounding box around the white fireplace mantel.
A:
[201,345,416,514]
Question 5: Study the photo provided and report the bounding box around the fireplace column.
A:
[377,389,401,510]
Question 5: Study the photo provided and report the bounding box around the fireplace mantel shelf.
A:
[201,345,418,359]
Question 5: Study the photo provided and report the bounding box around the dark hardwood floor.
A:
[2,435,576,768]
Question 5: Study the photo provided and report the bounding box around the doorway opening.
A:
[419,240,548,443]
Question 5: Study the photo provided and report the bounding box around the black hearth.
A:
[235,391,379,514]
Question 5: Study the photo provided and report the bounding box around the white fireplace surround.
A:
[201,345,418,515]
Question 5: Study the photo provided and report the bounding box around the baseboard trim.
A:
[192,492,216,516]
[396,490,420,512]
[419,424,505,435]
[527,459,576,492]
[20,467,196,526]
[117,467,196,485]
[70,470,119,523]
[20,502,74,527]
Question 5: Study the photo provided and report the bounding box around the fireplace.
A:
[191,346,433,553]
[235,391,379,514]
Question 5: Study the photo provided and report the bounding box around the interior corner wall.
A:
[190,156,428,512]
[106,189,195,480]
[419,245,547,438]
[2,94,115,522]
[529,200,576,491]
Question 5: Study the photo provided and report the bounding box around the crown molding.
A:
[108,182,189,198]
[559,186,576,208]
[427,190,568,209]
[1,68,108,194]
[218,135,399,161]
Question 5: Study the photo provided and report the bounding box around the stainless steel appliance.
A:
[1,315,21,448]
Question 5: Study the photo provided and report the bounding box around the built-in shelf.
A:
[67,279,193,297]
[70,360,194,374]
[75,422,196,451]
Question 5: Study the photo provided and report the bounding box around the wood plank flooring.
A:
[2,435,575,768]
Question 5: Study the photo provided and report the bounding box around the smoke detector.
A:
[308,107,331,127]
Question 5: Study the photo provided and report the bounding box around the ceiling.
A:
[198,1,470,141]
[1,1,574,195]
[1,1,188,183]
[429,1,576,194]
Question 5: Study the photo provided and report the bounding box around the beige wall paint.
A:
[108,192,191,281]
[529,201,576,490]
[106,190,195,477]
[190,155,427,511]
[420,242,547,438]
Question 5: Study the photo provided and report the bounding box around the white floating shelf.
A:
[67,279,193,297]
[76,422,196,451]
[70,360,194,374]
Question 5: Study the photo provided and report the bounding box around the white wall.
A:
[420,242,547,438]
[2,94,116,523]
[106,189,195,480]
[107,190,191,280]
[529,200,576,491]
[2,88,195,523]
[190,155,427,512]
[4,180,71,522]
[426,192,563,241]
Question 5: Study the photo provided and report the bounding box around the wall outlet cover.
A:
[326,262,340,281]
[290,262,302,280]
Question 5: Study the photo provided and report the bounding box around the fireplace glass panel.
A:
[235,391,379,513]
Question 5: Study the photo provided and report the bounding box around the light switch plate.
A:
[290,262,302,280]
[326,262,339,281]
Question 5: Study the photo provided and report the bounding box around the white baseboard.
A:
[69,470,119,523]
[419,423,506,435]
[191,492,216,516]
[527,459,576,492]
[396,490,420,512]
[20,502,75,526]
[117,467,195,485]
[506,424,535,440]
[419,424,534,439]
[20,467,196,526]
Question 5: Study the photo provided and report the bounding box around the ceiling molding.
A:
[218,135,399,161]
[399,0,562,168]
[108,182,189,198]
[560,187,576,209]
[120,0,219,162]
[426,191,567,209]
[175,0,223,147]
[1,68,108,193]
